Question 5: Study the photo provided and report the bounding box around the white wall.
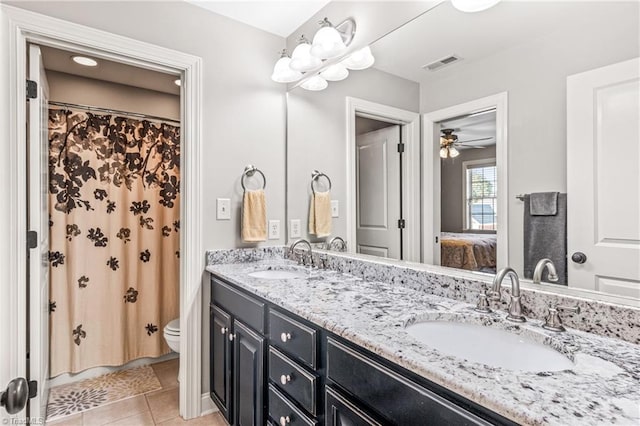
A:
[47,71,180,120]
[287,67,419,243]
[420,3,639,275]
[4,0,287,394]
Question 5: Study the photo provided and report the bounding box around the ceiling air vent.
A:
[422,55,462,71]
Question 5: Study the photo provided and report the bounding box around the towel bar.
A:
[311,170,332,194]
[241,165,266,191]
[516,194,526,201]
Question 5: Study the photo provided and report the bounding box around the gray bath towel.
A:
[523,193,567,284]
[530,192,558,215]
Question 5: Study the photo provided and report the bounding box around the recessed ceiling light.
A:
[174,79,181,87]
[72,56,98,67]
[451,0,501,13]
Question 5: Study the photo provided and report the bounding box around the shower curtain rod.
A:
[48,101,181,125]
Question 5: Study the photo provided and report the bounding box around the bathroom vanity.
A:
[206,249,640,426]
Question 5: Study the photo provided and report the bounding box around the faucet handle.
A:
[542,305,581,332]
[474,292,492,313]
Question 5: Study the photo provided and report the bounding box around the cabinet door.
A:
[233,320,265,426]
[211,305,232,421]
[325,386,381,426]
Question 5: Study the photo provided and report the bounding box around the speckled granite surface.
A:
[205,251,640,425]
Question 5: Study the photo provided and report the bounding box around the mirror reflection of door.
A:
[355,117,403,260]
[439,109,498,274]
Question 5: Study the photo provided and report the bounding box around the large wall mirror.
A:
[286,0,639,305]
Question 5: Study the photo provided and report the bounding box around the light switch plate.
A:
[290,219,301,239]
[217,198,231,220]
[268,220,280,240]
[331,200,339,218]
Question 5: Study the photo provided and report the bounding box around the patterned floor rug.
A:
[46,365,162,421]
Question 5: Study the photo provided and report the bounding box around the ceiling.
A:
[185,0,331,37]
[40,45,180,96]
[439,110,496,150]
[371,1,610,83]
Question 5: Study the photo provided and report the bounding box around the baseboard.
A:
[201,392,219,416]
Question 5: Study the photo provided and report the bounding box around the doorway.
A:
[1,6,203,422]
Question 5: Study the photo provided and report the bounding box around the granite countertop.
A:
[205,259,640,426]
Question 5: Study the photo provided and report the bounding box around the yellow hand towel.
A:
[309,191,332,238]
[242,189,267,242]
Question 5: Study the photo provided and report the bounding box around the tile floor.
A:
[47,359,228,426]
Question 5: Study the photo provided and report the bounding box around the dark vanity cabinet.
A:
[210,274,517,426]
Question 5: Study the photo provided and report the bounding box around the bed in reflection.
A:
[440,233,496,273]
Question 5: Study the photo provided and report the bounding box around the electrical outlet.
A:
[268,220,280,240]
[217,198,231,220]
[290,219,301,239]
[331,200,339,218]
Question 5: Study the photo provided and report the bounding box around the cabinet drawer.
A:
[327,338,492,426]
[268,384,318,426]
[269,347,318,416]
[212,277,265,333]
[269,310,317,369]
[325,386,382,426]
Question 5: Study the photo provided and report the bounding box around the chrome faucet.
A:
[533,258,559,284]
[326,236,347,252]
[487,267,526,322]
[289,239,312,266]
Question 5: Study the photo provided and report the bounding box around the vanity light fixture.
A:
[271,49,303,83]
[71,55,98,67]
[320,63,349,82]
[310,18,348,59]
[290,36,322,72]
[451,0,501,13]
[341,46,375,70]
[300,75,328,91]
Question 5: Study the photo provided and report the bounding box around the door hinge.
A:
[397,143,405,153]
[28,381,37,399]
[397,219,406,229]
[27,231,38,249]
[26,80,37,99]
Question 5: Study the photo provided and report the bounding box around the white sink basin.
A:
[405,321,573,372]
[248,269,308,280]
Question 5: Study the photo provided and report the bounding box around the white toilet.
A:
[163,318,181,382]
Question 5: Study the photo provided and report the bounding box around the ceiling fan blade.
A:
[456,137,494,144]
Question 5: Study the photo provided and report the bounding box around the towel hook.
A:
[311,170,331,194]
[241,165,266,191]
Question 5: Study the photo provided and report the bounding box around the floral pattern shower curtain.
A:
[48,109,180,376]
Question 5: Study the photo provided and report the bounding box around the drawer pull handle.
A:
[280,332,292,343]
[279,415,291,426]
[220,327,227,335]
[228,333,235,341]
[279,374,291,385]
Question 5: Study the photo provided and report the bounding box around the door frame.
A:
[0,5,204,420]
[346,97,421,262]
[422,92,508,268]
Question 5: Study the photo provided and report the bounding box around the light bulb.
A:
[311,23,347,59]
[450,147,460,158]
[320,63,349,81]
[451,0,501,13]
[301,75,328,91]
[342,46,375,70]
[290,37,321,72]
[271,53,302,83]
[440,147,449,159]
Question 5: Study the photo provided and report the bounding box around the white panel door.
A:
[356,126,401,259]
[28,44,50,419]
[567,57,640,298]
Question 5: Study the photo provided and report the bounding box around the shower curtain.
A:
[48,109,180,376]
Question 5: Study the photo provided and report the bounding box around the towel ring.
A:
[311,170,331,194]
[241,165,266,191]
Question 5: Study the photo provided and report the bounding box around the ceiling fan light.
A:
[311,25,347,59]
[301,75,328,91]
[342,46,375,70]
[290,38,322,72]
[440,147,449,159]
[271,53,302,83]
[451,0,501,13]
[449,146,460,158]
[320,63,349,81]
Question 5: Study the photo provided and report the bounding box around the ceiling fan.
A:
[440,128,492,159]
